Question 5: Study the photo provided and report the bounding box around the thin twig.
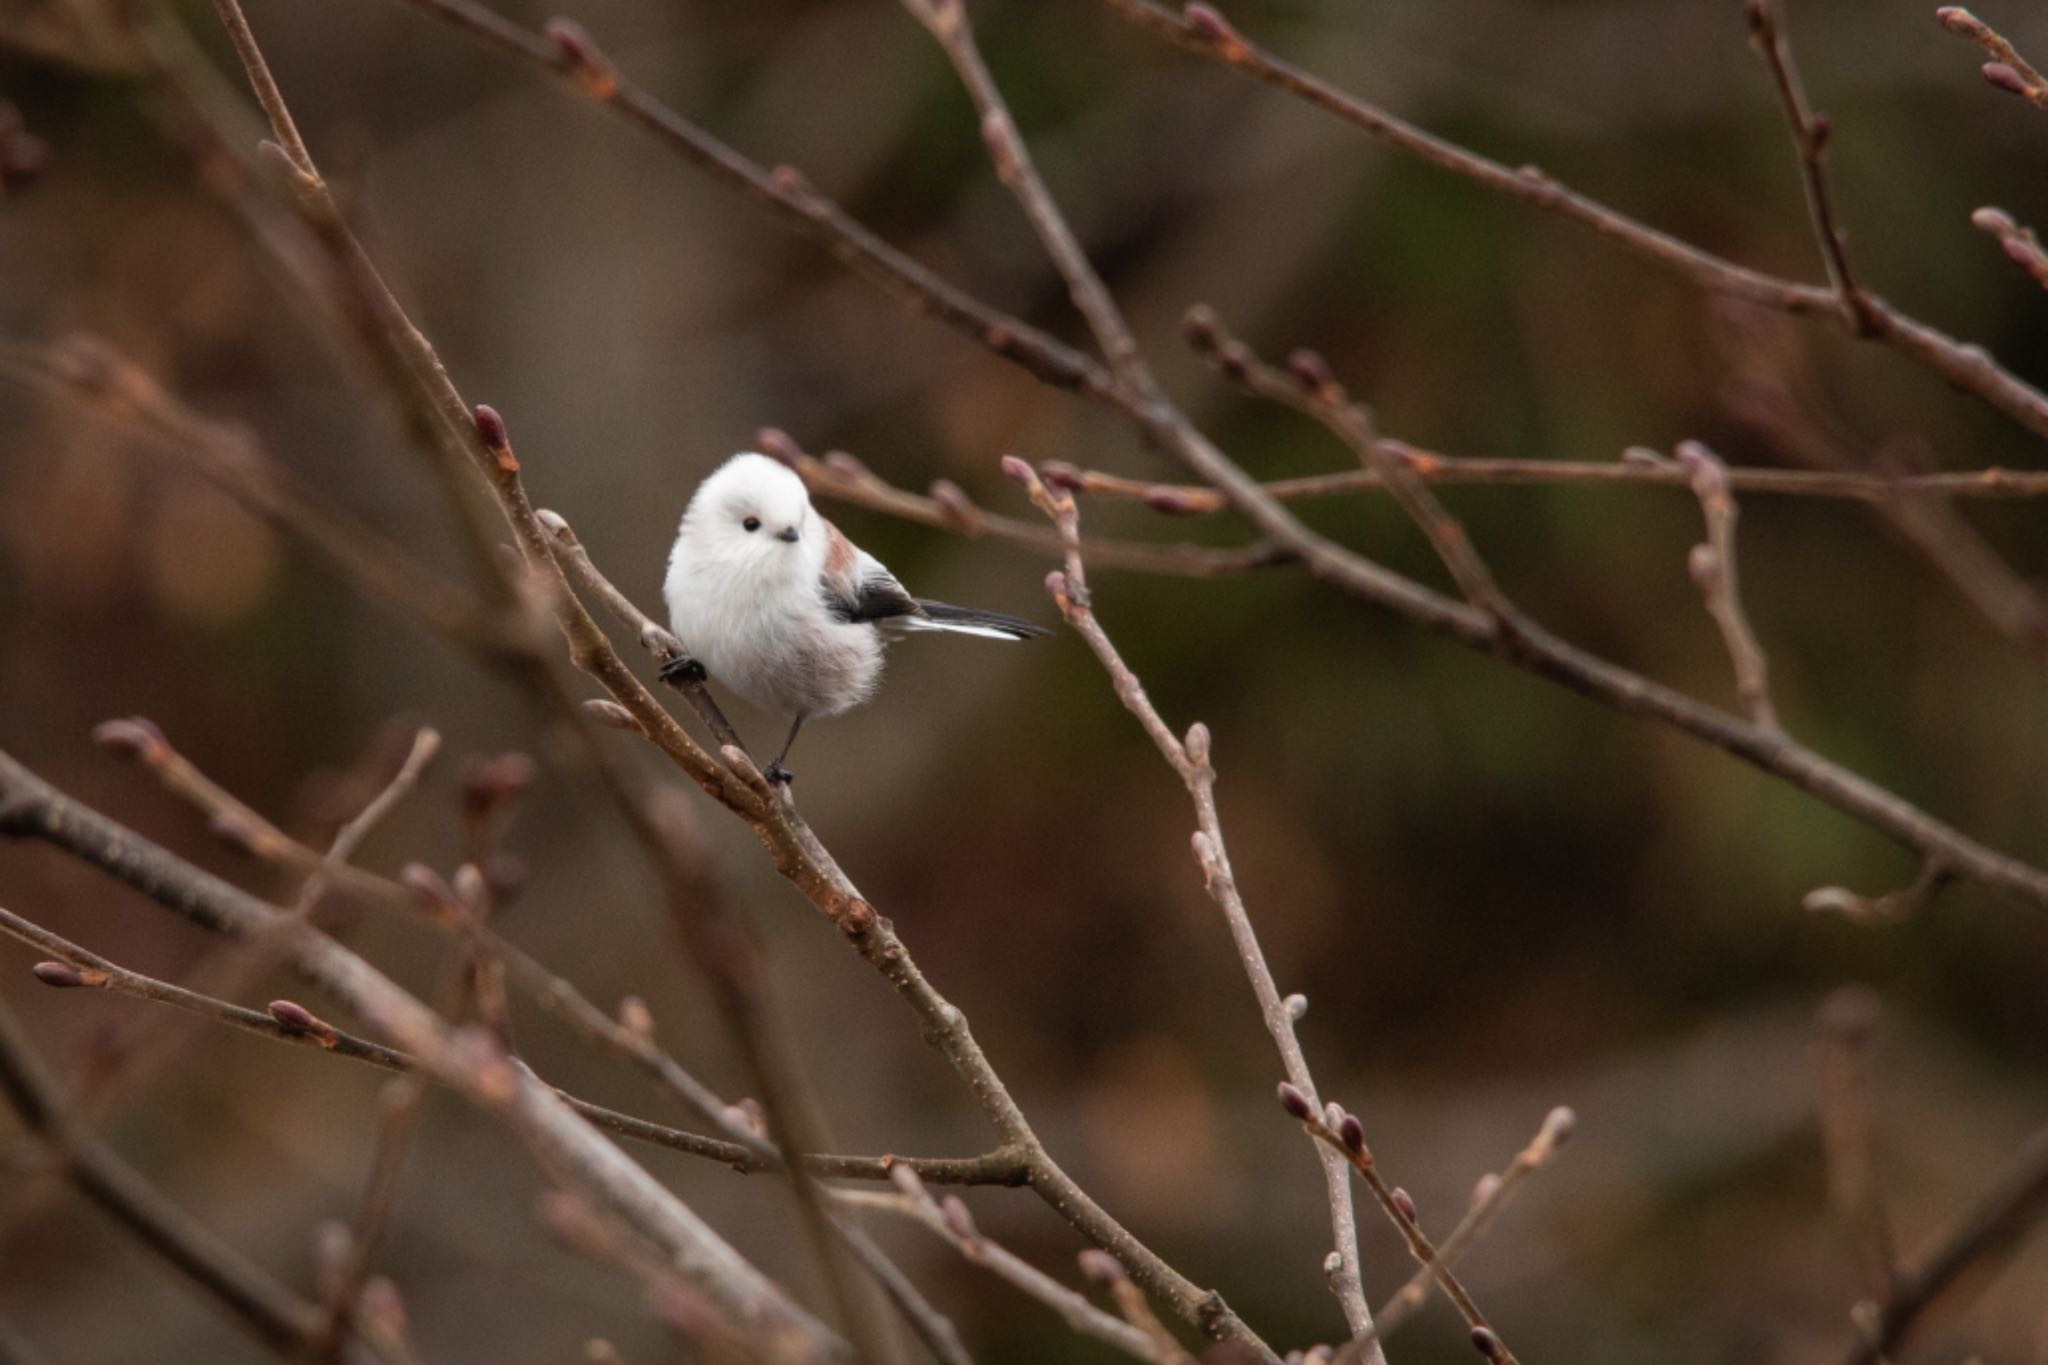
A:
[828,1217,978,1365]
[1744,0,1877,331]
[1937,8,2048,110]
[1041,450,2048,510]
[0,755,850,1363]
[0,902,1019,1187]
[1675,441,1781,732]
[535,517,1280,1359]
[381,0,1121,403]
[841,1172,1186,1365]
[879,0,2048,925]
[1337,1107,1576,1363]
[1275,1084,1521,1365]
[1814,986,1895,1301]
[0,993,325,1356]
[1097,0,2048,440]
[1182,307,1522,626]
[0,338,494,649]
[756,431,1292,581]
[1011,458,1374,1344]
[1970,208,2048,292]
[1842,1126,2048,1365]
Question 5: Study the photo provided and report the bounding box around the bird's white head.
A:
[677,451,819,578]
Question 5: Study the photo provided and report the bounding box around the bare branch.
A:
[1814,987,1895,1300]
[0,754,851,1363]
[1276,1084,1522,1365]
[1675,441,1781,732]
[1012,459,1376,1345]
[1182,307,1521,626]
[1970,207,2048,292]
[1744,0,1877,331]
[1338,1107,1576,1362]
[1097,0,2048,441]
[1042,450,2048,510]
[0,993,325,1356]
[1841,1126,2048,1365]
[1937,8,2048,109]
[840,1171,1187,1365]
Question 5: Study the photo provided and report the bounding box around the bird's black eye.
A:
[742,516,761,533]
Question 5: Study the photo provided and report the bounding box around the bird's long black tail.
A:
[908,599,1055,640]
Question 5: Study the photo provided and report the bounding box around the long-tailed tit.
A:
[662,452,1051,782]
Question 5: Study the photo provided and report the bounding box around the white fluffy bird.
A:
[662,452,1051,782]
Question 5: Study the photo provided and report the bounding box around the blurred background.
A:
[3,0,2048,1360]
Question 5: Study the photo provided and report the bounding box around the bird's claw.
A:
[658,655,707,686]
[764,761,795,787]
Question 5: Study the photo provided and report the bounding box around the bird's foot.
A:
[764,761,795,787]
[658,655,707,686]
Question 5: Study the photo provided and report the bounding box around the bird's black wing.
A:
[823,568,925,625]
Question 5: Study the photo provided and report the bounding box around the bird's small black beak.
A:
[776,526,800,543]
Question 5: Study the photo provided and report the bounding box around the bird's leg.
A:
[764,714,806,786]
[658,656,707,686]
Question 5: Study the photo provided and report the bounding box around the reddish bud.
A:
[360,1276,408,1341]
[979,110,1020,181]
[205,812,263,858]
[929,479,979,528]
[1471,1172,1502,1208]
[1935,7,1972,32]
[32,961,90,988]
[1984,62,2031,96]
[269,999,340,1046]
[1390,1186,1417,1221]
[462,752,537,817]
[618,995,655,1041]
[1808,112,1832,152]
[1184,721,1211,764]
[768,163,808,195]
[1215,341,1253,383]
[756,428,802,467]
[1037,460,1085,491]
[1742,0,1767,33]
[1470,1326,1503,1360]
[1001,454,1039,488]
[938,1195,979,1242]
[1687,543,1720,588]
[1283,993,1308,1021]
[399,863,460,920]
[1181,305,1221,352]
[1286,348,1335,394]
[1335,1111,1366,1155]
[1277,1081,1315,1122]
[546,19,618,97]
[473,404,508,450]
[1077,1248,1125,1285]
[1142,486,1204,515]
[1,132,48,185]
[1044,569,1070,607]
[725,1097,768,1136]
[823,449,870,481]
[888,1160,928,1201]
[584,699,642,733]
[92,716,166,763]
[1540,1105,1577,1148]
[1182,3,1238,46]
